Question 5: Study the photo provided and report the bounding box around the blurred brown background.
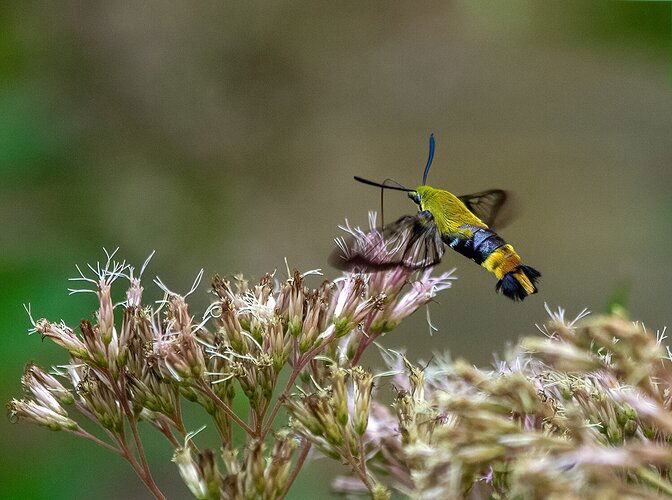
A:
[1,1,670,498]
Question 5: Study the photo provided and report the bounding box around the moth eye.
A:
[408,192,420,205]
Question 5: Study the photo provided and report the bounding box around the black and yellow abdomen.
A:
[442,227,540,301]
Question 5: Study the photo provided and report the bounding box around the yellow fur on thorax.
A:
[416,186,487,237]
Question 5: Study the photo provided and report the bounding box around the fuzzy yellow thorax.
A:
[416,186,488,236]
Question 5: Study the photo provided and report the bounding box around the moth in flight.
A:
[331,135,540,301]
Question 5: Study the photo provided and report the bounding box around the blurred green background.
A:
[1,1,670,498]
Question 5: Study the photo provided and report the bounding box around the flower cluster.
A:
[7,228,453,499]
[309,307,672,498]
[10,221,672,499]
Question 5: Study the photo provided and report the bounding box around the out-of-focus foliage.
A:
[1,1,670,498]
[298,308,672,498]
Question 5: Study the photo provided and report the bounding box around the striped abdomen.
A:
[443,228,540,301]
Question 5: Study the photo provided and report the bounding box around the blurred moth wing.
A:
[330,212,445,272]
[458,189,511,230]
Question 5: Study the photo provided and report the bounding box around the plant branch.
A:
[153,420,181,448]
[71,427,122,456]
[172,387,187,434]
[260,370,300,440]
[104,370,165,500]
[74,400,118,443]
[260,331,338,440]
[118,378,153,477]
[350,332,377,367]
[115,434,166,500]
[280,440,312,500]
[342,438,374,493]
[197,382,255,436]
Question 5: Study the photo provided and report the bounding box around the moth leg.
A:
[417,210,434,225]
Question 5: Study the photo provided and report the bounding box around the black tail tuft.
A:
[521,264,541,282]
[496,265,541,301]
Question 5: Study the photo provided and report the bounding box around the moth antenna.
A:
[421,133,435,185]
[353,176,413,226]
[353,176,412,192]
[379,178,405,226]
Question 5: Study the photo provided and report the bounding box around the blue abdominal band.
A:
[443,229,506,265]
